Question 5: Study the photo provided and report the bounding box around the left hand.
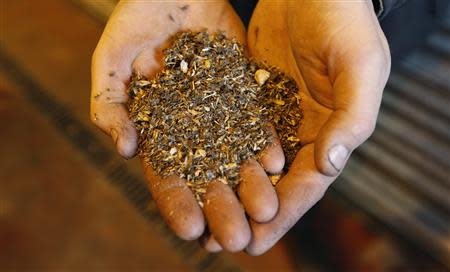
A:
[91,0,284,253]
[241,0,391,255]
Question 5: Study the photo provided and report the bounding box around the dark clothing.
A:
[229,0,258,29]
[229,0,449,65]
[375,0,449,20]
[374,0,409,19]
[379,0,449,62]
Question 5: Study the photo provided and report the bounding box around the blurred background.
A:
[1,0,449,271]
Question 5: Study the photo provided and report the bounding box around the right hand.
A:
[90,0,283,252]
[243,0,391,255]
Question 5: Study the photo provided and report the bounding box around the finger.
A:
[199,231,223,253]
[239,159,278,223]
[315,49,390,176]
[142,160,205,240]
[246,144,333,256]
[90,37,142,158]
[258,126,285,174]
[203,181,251,252]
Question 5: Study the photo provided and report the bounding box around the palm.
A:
[248,4,332,167]
[99,1,246,79]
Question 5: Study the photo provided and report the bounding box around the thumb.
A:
[315,52,390,176]
[315,107,377,176]
[90,38,142,159]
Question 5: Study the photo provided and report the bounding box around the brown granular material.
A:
[127,31,302,204]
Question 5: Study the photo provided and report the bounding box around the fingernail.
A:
[328,145,349,172]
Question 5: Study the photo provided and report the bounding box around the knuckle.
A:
[351,117,376,142]
[356,45,388,69]
[364,49,385,69]
[362,118,377,136]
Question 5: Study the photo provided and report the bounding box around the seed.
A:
[194,149,206,158]
[254,69,270,86]
[135,80,151,87]
[180,60,188,73]
[206,170,215,180]
[169,147,177,155]
[204,59,211,69]
[270,175,282,186]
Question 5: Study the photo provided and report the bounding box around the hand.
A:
[91,0,283,252]
[243,0,391,255]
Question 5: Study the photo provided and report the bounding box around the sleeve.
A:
[372,0,409,20]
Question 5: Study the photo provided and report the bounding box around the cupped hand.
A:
[241,0,391,255]
[91,0,283,252]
